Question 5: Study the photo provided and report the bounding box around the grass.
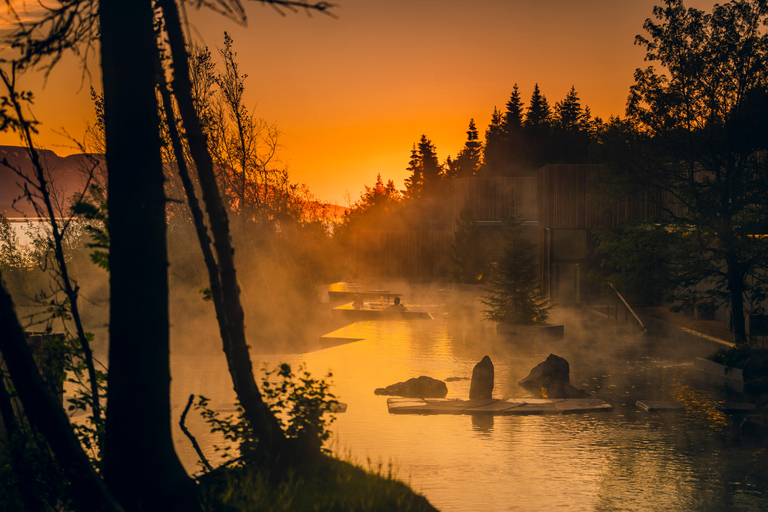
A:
[197,453,439,512]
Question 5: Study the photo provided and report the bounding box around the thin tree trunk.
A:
[0,68,103,438]
[100,1,197,509]
[156,72,231,355]
[0,276,123,512]
[728,263,747,345]
[158,0,288,459]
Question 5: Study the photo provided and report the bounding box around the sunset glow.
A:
[0,0,721,205]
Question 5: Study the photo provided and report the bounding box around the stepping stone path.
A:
[636,400,684,412]
[386,397,613,415]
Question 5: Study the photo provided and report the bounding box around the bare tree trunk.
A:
[158,0,288,460]
[0,276,123,512]
[728,262,747,345]
[100,1,197,509]
[157,71,231,359]
[0,67,103,441]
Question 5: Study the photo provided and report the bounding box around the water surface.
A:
[171,308,768,511]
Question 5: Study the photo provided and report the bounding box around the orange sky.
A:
[0,0,720,205]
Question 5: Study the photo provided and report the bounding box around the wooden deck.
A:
[333,302,433,320]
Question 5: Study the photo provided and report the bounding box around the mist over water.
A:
[169,285,768,512]
[8,219,766,510]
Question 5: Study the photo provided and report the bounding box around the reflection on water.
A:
[170,311,768,511]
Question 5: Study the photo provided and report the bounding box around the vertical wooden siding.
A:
[354,230,452,279]
[452,177,538,221]
[539,164,668,229]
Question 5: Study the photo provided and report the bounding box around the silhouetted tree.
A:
[339,173,402,234]
[448,119,482,178]
[502,84,527,173]
[403,135,443,199]
[523,84,552,168]
[552,86,590,163]
[606,0,768,345]
[1,0,335,509]
[480,107,506,175]
[482,206,551,325]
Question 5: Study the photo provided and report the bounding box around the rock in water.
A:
[519,354,570,391]
[469,355,494,399]
[374,376,448,398]
[519,354,589,398]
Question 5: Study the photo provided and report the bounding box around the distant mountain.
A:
[0,145,104,218]
[0,145,348,222]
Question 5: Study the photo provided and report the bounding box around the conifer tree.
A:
[524,83,552,130]
[502,84,527,173]
[451,119,483,178]
[482,206,551,325]
[552,86,590,163]
[418,134,442,192]
[403,143,422,199]
[403,135,443,200]
[524,84,553,168]
[554,86,584,131]
[480,107,506,175]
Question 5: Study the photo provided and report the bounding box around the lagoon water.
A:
[170,303,768,512]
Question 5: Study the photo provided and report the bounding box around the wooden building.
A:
[351,164,661,294]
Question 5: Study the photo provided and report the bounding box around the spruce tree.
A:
[452,119,483,178]
[552,86,590,163]
[524,83,552,130]
[502,84,527,173]
[482,207,551,325]
[554,86,584,131]
[524,84,553,168]
[417,134,443,197]
[403,143,422,199]
[480,107,506,175]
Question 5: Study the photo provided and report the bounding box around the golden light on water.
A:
[164,314,764,511]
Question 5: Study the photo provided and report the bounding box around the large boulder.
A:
[469,356,494,399]
[543,380,591,399]
[519,354,589,399]
[519,354,570,390]
[374,376,448,398]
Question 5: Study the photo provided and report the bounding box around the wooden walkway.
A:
[387,397,613,415]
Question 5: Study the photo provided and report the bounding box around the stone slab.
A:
[716,402,756,413]
[555,399,614,413]
[387,397,613,416]
[636,400,684,412]
[386,398,427,413]
[425,398,498,409]
[507,403,562,415]
[465,400,526,414]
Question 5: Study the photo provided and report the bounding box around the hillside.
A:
[0,145,104,218]
[0,145,347,221]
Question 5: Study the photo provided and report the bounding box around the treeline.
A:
[338,83,607,235]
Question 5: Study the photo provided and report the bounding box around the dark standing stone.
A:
[519,354,589,399]
[374,376,448,398]
[519,354,570,390]
[469,356,494,399]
